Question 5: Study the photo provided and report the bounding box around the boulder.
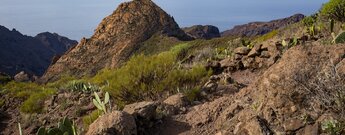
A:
[123,101,157,120]
[242,57,255,68]
[260,51,270,58]
[14,71,30,82]
[283,118,305,131]
[234,47,250,55]
[247,44,262,57]
[163,93,189,108]
[86,111,137,135]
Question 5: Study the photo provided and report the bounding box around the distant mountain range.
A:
[0,25,77,76]
[221,14,305,37]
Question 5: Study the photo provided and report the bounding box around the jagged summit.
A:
[41,0,191,82]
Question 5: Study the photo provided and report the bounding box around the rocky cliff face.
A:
[221,14,305,37]
[41,0,191,82]
[183,25,220,40]
[0,25,77,76]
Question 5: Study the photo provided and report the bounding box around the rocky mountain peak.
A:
[41,0,191,82]
[92,0,188,41]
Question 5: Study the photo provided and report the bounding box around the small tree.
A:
[320,0,345,22]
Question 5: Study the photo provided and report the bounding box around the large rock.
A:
[163,93,189,108]
[234,47,250,55]
[123,101,157,120]
[86,111,137,135]
[183,25,220,39]
[14,71,31,82]
[123,101,162,134]
[41,0,192,82]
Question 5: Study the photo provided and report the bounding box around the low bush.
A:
[2,82,56,113]
[82,110,101,129]
[20,88,55,113]
[0,99,4,107]
[3,82,44,98]
[320,0,345,22]
[91,44,211,106]
[321,119,344,135]
[255,30,278,42]
[0,74,11,85]
[302,15,317,27]
[46,74,77,89]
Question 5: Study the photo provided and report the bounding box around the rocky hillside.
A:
[221,14,305,37]
[0,25,77,77]
[41,0,192,82]
[2,0,345,135]
[183,25,220,40]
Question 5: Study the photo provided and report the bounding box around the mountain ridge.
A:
[0,25,77,76]
[221,14,305,37]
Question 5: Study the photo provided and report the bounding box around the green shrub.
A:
[320,0,345,22]
[2,82,56,113]
[214,47,231,59]
[20,88,55,113]
[334,31,345,43]
[184,87,201,102]
[82,110,101,129]
[255,30,278,42]
[0,99,4,107]
[302,15,317,27]
[3,82,44,98]
[46,74,77,89]
[91,44,211,105]
[321,119,343,135]
[0,74,11,85]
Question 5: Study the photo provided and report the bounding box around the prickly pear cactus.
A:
[335,31,345,44]
[36,117,77,135]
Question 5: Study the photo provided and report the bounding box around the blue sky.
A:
[0,0,328,40]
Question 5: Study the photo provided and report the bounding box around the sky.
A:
[0,0,328,40]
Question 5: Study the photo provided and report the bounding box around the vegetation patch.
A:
[255,30,278,43]
[0,99,5,107]
[320,0,345,22]
[91,43,211,107]
[2,82,56,113]
[82,110,102,129]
